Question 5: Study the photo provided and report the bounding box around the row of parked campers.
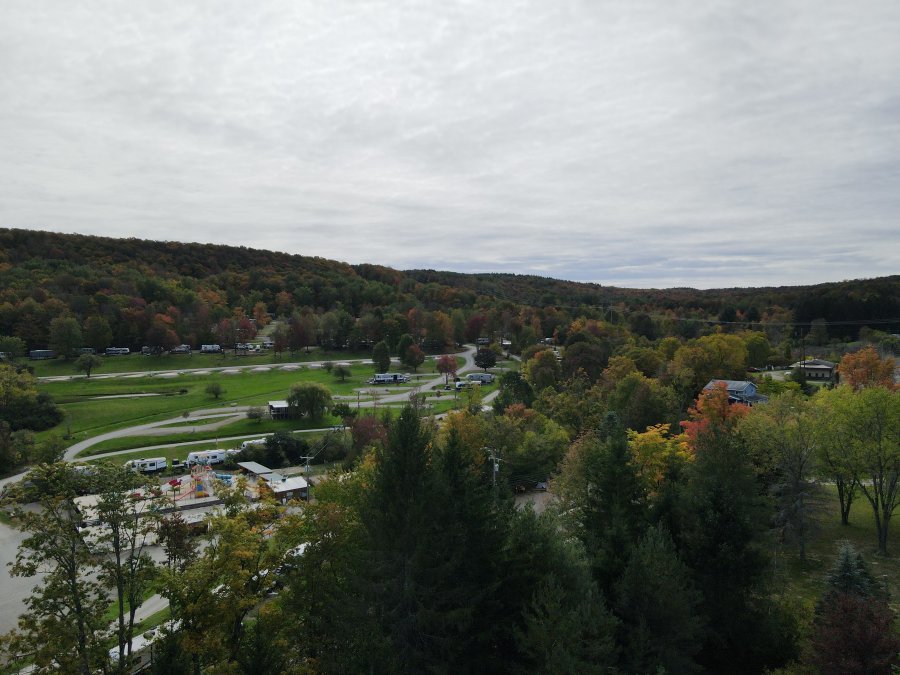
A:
[124,443,267,474]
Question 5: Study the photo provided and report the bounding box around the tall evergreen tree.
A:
[574,414,647,592]
[506,508,618,673]
[807,542,899,675]
[614,525,704,674]
[674,430,796,673]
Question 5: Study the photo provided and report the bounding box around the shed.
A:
[268,400,291,418]
[260,473,309,502]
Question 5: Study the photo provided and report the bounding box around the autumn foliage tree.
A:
[837,346,895,391]
[402,344,425,372]
[680,382,750,452]
[436,354,457,384]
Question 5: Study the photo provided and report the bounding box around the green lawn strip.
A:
[775,484,899,612]
[27,349,377,377]
[101,585,160,623]
[156,416,236,429]
[79,416,341,457]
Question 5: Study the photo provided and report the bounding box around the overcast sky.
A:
[2,1,899,289]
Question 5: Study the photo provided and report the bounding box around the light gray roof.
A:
[790,359,835,368]
[268,475,308,493]
[704,379,753,392]
[236,461,273,476]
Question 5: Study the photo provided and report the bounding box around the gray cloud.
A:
[1,0,898,289]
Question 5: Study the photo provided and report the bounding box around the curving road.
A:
[2,346,491,487]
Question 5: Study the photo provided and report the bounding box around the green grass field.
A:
[775,484,900,613]
[38,364,382,443]
[29,347,496,465]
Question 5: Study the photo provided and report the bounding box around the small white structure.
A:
[790,359,836,380]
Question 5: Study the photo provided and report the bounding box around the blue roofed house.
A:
[703,379,769,406]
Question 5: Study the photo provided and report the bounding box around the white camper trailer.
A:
[124,457,167,474]
[185,450,227,466]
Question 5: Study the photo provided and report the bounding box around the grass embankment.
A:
[776,484,900,612]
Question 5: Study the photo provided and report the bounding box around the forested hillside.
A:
[1,228,898,356]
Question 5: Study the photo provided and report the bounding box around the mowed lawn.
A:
[38,364,385,445]
[26,348,375,376]
[776,484,900,614]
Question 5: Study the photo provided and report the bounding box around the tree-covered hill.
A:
[1,227,897,353]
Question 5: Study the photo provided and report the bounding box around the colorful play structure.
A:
[167,463,230,501]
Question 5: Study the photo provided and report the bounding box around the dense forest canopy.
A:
[0,228,898,353]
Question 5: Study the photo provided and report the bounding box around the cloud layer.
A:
[2,0,899,288]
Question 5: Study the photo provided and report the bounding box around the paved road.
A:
[0,504,44,636]
[38,356,406,383]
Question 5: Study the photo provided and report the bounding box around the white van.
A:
[124,457,167,473]
[466,373,495,384]
[200,344,222,353]
[186,450,227,466]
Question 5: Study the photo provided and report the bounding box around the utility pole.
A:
[485,447,502,495]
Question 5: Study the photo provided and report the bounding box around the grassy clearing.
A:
[38,364,376,444]
[775,484,900,612]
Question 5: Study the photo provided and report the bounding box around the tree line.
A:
[1,229,898,358]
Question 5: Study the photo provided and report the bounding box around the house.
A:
[703,380,769,406]
[259,473,308,503]
[236,461,308,502]
[790,359,836,380]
